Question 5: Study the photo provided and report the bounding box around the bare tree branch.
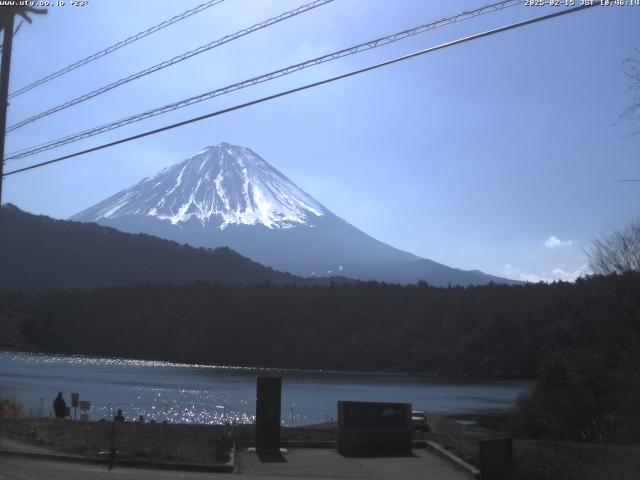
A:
[617,48,640,136]
[588,219,640,274]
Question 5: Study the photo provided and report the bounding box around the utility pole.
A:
[0,6,46,206]
[0,11,15,206]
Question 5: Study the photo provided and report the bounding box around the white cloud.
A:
[518,272,546,283]
[550,266,589,282]
[523,266,589,283]
[544,236,574,248]
[504,263,590,283]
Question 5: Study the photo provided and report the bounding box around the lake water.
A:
[0,352,533,425]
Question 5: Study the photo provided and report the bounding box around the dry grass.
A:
[0,398,22,418]
[511,439,640,480]
[424,413,640,479]
[0,417,340,464]
[0,418,234,464]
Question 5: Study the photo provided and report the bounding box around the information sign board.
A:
[337,401,412,455]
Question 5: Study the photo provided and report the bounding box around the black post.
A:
[109,422,116,471]
[479,437,513,480]
[0,12,14,206]
[255,376,281,453]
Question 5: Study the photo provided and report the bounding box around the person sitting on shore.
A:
[53,392,66,419]
[137,414,145,423]
[114,408,125,422]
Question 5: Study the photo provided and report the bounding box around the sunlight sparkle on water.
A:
[0,352,532,425]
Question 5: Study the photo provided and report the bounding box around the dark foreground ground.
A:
[2,417,640,479]
[0,414,496,464]
[1,417,235,464]
[0,418,472,480]
[0,449,473,480]
[0,417,348,465]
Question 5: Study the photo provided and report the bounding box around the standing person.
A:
[53,392,66,419]
[114,408,125,422]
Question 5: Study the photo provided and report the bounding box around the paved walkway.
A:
[0,435,472,480]
[0,457,216,480]
[236,448,472,479]
[0,436,58,455]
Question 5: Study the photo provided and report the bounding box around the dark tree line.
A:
[0,273,637,378]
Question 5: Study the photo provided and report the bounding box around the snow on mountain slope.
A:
[71,142,519,286]
[72,143,325,230]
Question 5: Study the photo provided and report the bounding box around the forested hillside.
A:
[2,273,638,379]
[0,204,307,291]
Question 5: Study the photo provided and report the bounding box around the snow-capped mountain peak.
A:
[70,143,519,286]
[72,143,325,230]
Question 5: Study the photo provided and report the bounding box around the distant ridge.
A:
[0,204,308,292]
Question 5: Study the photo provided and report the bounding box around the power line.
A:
[8,0,228,99]
[6,0,336,133]
[6,0,522,160]
[3,2,601,178]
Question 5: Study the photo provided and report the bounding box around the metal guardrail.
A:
[426,418,480,465]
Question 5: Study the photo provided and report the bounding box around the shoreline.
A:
[1,351,531,427]
[0,349,536,382]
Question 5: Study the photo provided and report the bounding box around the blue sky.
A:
[2,0,639,282]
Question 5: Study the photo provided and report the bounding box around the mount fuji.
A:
[71,143,516,286]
